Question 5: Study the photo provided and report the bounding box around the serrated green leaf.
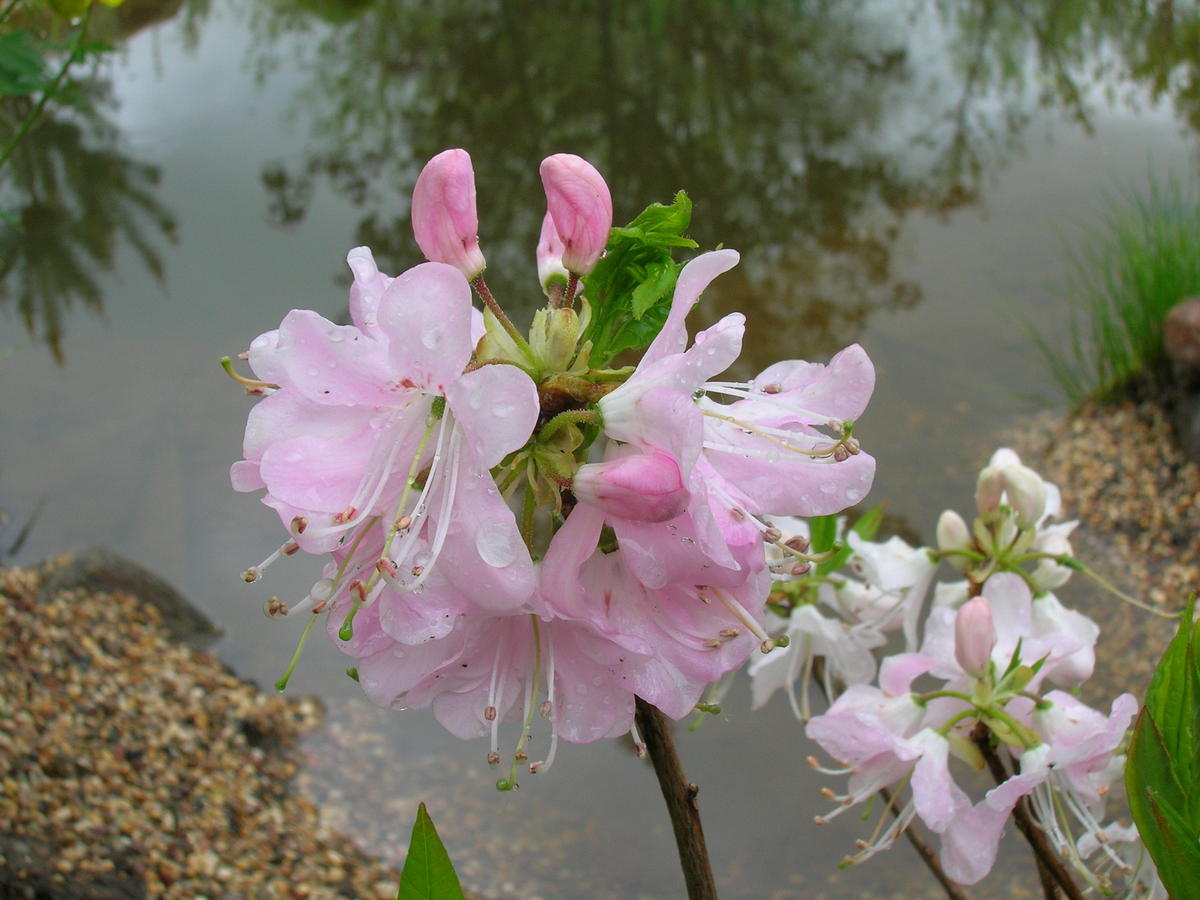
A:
[579,191,698,367]
[396,802,465,900]
[630,261,676,319]
[0,31,48,97]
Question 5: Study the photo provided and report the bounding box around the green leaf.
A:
[808,515,837,555]
[396,802,465,900]
[629,261,676,319]
[1142,596,1200,808]
[0,31,48,97]
[45,0,92,19]
[850,504,884,541]
[1126,596,1200,896]
[580,191,699,367]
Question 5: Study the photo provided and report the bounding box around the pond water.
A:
[2,1,1198,897]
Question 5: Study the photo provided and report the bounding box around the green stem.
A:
[274,612,319,691]
[586,365,637,382]
[519,485,535,552]
[472,275,537,368]
[0,5,90,172]
[916,689,975,705]
[539,407,600,442]
[0,0,23,25]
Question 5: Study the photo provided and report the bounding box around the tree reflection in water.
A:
[0,59,177,363]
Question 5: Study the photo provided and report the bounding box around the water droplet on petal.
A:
[475,529,517,568]
[492,404,513,419]
[421,328,443,350]
[250,335,272,350]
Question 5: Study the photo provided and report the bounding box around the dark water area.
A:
[2,1,1198,896]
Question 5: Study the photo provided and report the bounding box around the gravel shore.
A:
[1012,397,1198,696]
[0,557,402,900]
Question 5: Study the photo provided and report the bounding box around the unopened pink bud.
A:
[536,212,569,294]
[573,451,689,522]
[954,596,996,676]
[539,153,613,275]
[411,149,486,279]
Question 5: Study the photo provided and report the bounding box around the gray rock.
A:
[0,832,146,899]
[1163,297,1200,370]
[36,548,221,649]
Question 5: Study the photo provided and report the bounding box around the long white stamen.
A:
[404,426,461,592]
[702,381,841,425]
[303,411,420,540]
[386,413,451,575]
[783,637,806,722]
[536,628,559,774]
[714,587,775,651]
[630,720,646,758]
[702,437,832,462]
[486,628,507,760]
[243,538,299,582]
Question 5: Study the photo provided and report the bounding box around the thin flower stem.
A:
[471,275,537,367]
[0,0,23,25]
[564,272,579,307]
[0,5,90,172]
[634,698,717,900]
[539,407,599,442]
[973,727,1085,900]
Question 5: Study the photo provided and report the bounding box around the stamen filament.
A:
[274,612,319,691]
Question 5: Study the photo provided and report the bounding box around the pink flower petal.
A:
[445,365,539,468]
[274,309,393,406]
[642,250,740,366]
[377,262,476,393]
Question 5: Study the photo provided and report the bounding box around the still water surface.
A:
[2,1,1198,896]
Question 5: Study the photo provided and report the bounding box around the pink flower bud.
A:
[1002,464,1047,528]
[539,153,613,275]
[411,149,486,279]
[954,596,996,676]
[536,212,569,294]
[573,451,689,522]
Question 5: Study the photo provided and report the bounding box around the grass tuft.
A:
[1041,176,1200,407]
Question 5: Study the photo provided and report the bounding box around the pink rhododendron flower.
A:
[232,252,538,610]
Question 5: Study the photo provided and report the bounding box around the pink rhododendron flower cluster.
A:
[749,449,1162,894]
[227,149,876,788]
